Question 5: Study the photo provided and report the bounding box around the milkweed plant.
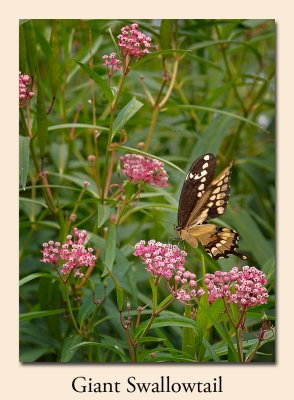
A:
[19,19,275,362]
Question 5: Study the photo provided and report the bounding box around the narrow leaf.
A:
[50,143,68,174]
[177,104,270,134]
[19,136,30,190]
[19,25,27,73]
[98,203,111,228]
[104,224,116,271]
[60,332,83,362]
[132,49,190,69]
[49,20,61,97]
[134,314,198,339]
[70,341,128,362]
[23,20,38,76]
[20,347,54,362]
[36,84,48,156]
[19,272,55,287]
[116,286,124,312]
[112,97,143,137]
[20,309,67,321]
[74,59,114,102]
[159,20,172,50]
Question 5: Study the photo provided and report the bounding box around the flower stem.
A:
[182,305,196,360]
[136,277,159,341]
[64,281,81,335]
[101,72,127,201]
[144,105,159,151]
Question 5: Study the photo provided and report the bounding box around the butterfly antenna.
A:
[151,216,177,228]
[168,237,180,244]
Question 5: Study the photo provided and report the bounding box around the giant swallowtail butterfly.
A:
[176,153,247,260]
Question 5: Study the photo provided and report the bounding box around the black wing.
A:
[177,153,216,229]
[184,161,233,227]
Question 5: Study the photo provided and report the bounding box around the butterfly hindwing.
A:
[203,227,246,260]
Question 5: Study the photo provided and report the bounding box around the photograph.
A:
[19,18,275,363]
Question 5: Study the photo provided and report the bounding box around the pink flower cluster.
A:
[120,154,169,187]
[204,266,269,307]
[102,52,121,77]
[41,228,96,277]
[117,23,158,59]
[133,240,205,303]
[19,72,34,107]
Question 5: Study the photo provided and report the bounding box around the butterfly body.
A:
[177,153,247,260]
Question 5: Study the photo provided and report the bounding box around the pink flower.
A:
[133,240,187,279]
[19,72,34,107]
[204,266,269,307]
[102,52,121,77]
[117,23,158,59]
[41,228,96,277]
[120,154,168,187]
[133,240,205,304]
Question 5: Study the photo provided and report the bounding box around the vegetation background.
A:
[19,19,275,362]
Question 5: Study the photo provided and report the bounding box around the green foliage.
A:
[19,19,275,363]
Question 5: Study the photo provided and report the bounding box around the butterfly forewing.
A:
[190,162,233,225]
[178,153,216,228]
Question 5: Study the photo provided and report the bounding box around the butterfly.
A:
[176,153,247,260]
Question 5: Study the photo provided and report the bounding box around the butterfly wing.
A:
[177,153,247,260]
[177,153,216,229]
[202,226,247,260]
[185,161,233,227]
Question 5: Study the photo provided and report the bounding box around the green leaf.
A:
[36,84,48,156]
[38,278,62,339]
[67,37,103,84]
[103,224,116,271]
[262,257,275,283]
[132,49,191,69]
[19,136,30,190]
[19,25,27,73]
[98,204,111,228]
[202,338,220,362]
[20,347,54,362]
[49,20,61,97]
[23,20,38,76]
[19,272,56,287]
[48,123,109,132]
[182,306,197,358]
[159,20,172,50]
[60,332,83,362]
[137,336,168,344]
[134,314,199,339]
[70,341,128,362]
[214,322,239,361]
[189,39,262,64]
[19,197,47,209]
[112,97,143,137]
[158,294,174,310]
[225,208,274,265]
[20,309,66,321]
[116,285,124,312]
[78,291,96,328]
[74,59,114,102]
[177,104,270,134]
[50,143,68,174]
[108,28,121,60]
